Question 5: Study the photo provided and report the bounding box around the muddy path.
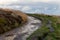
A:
[0,16,41,40]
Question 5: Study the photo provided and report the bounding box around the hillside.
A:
[0,9,60,40]
[0,8,27,34]
[27,14,60,40]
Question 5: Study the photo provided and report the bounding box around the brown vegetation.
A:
[0,8,28,34]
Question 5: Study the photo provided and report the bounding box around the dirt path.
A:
[0,16,41,40]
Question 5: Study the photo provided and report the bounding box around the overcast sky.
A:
[0,0,60,4]
[0,0,60,15]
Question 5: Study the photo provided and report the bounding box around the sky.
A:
[0,0,60,4]
[0,0,60,15]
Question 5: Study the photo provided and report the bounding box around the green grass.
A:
[27,14,60,40]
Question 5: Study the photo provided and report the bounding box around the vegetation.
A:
[27,14,60,40]
[0,9,28,34]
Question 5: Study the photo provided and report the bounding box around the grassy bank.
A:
[0,9,28,34]
[27,14,60,40]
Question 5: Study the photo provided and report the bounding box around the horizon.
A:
[0,0,60,15]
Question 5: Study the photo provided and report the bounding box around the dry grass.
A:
[0,8,28,34]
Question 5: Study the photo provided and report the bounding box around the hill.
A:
[0,8,27,34]
[27,14,60,40]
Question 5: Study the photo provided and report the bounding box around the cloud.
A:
[18,0,60,4]
[21,6,31,11]
[0,0,60,5]
[19,0,60,3]
[0,0,18,4]
[31,0,51,2]
[20,0,60,3]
